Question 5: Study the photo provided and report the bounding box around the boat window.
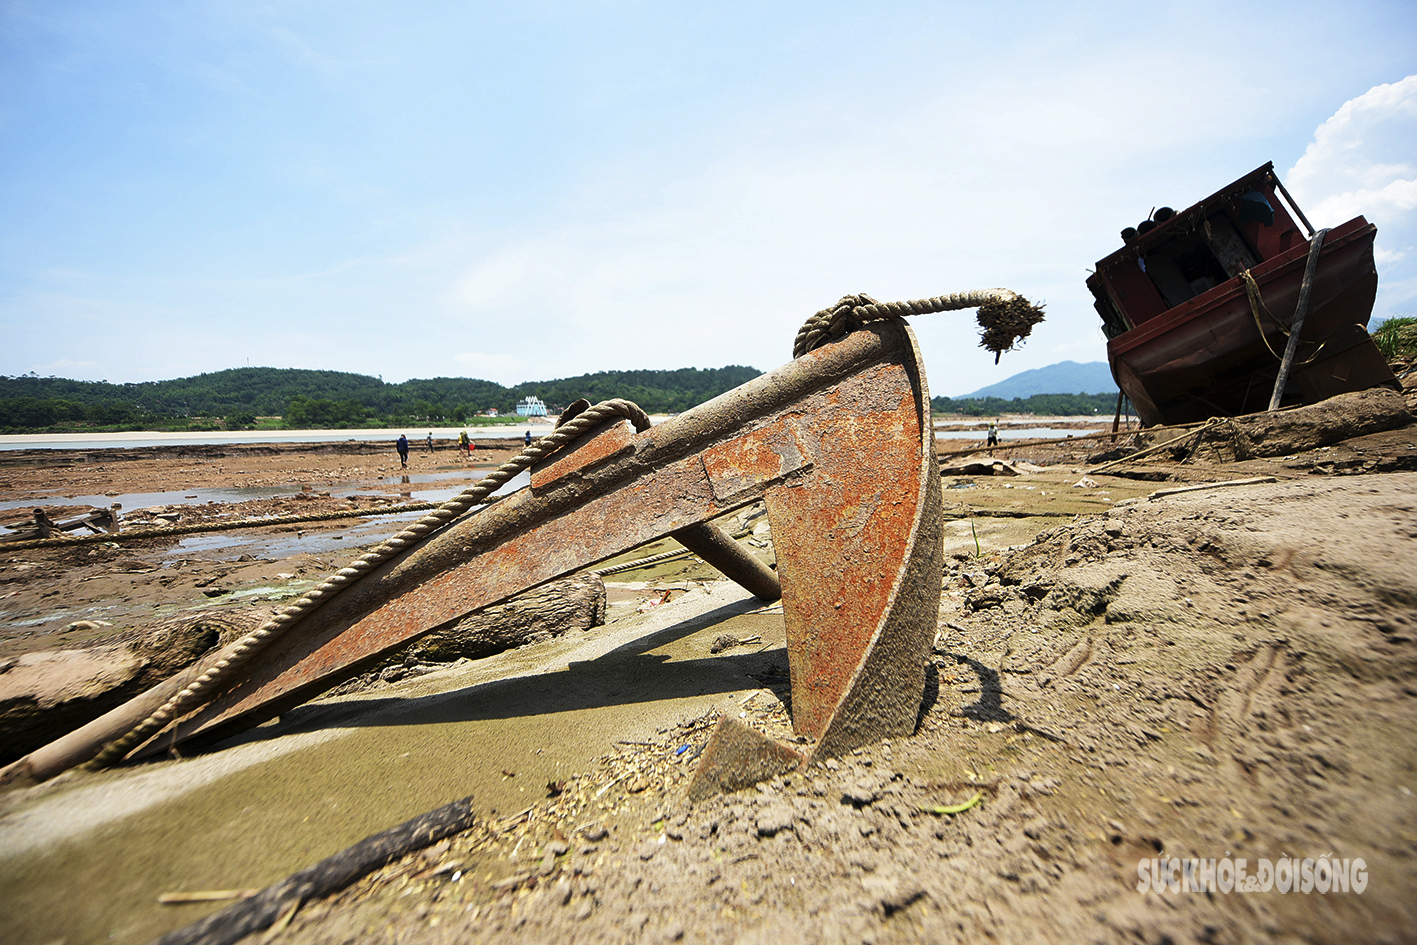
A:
[1091,290,1129,339]
[1171,237,1232,295]
[1139,223,1239,309]
[1145,253,1195,307]
[1204,214,1259,277]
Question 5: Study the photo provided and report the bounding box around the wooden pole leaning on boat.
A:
[1267,227,1330,412]
[1270,172,1317,238]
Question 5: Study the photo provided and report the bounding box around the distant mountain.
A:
[953,361,1117,399]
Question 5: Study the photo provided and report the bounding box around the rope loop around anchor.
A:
[793,288,1046,363]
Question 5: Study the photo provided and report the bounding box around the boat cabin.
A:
[1085,163,1393,426]
[1088,163,1311,337]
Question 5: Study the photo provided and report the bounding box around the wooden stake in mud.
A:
[1268,227,1330,411]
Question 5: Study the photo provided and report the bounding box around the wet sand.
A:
[2,422,1415,943]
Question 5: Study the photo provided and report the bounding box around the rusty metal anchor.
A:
[8,316,944,788]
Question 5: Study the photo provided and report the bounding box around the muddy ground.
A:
[1,419,1415,943]
[0,441,528,659]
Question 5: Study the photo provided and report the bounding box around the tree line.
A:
[930,392,1119,416]
[0,368,1124,433]
[0,365,763,433]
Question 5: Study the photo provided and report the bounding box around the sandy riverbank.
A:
[1,409,1414,943]
[0,425,553,452]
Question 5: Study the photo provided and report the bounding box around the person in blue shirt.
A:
[396,434,409,468]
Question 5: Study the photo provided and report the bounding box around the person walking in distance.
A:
[457,429,470,462]
[426,432,434,454]
[525,430,532,447]
[396,434,409,469]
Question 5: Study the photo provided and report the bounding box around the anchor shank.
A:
[671,523,781,601]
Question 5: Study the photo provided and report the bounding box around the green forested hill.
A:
[0,365,763,433]
[507,367,759,415]
[931,392,1119,416]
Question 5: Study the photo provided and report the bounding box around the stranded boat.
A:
[1087,162,1399,427]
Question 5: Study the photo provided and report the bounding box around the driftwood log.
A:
[0,505,120,543]
[153,795,477,945]
[408,571,606,662]
[327,572,607,689]
[1134,388,1413,464]
[1,575,607,782]
[0,611,268,767]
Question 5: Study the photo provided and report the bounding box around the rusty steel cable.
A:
[85,399,651,770]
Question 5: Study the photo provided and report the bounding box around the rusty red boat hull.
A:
[1088,164,1398,427]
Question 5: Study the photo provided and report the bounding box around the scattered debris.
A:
[920,791,983,815]
[708,633,762,653]
[939,459,1022,477]
[0,505,120,543]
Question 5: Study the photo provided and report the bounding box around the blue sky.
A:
[2,2,1414,397]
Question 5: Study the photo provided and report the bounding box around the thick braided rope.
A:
[0,499,462,553]
[793,289,1032,358]
[86,399,651,769]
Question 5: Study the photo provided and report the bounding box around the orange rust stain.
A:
[531,421,635,491]
[772,362,925,739]
[700,419,807,503]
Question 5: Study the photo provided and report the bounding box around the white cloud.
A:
[1286,74,1417,319]
[1285,74,1417,228]
[1306,176,1417,225]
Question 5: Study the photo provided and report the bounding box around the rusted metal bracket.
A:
[95,319,942,785]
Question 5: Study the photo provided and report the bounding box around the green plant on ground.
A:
[1372,315,1417,359]
[225,410,257,430]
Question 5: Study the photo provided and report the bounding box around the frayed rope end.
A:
[977,296,1046,363]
